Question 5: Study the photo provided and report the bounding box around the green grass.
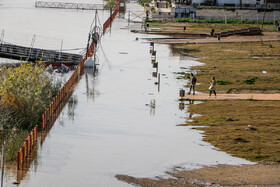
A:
[183,100,280,162]
[147,21,277,32]
[175,41,280,93]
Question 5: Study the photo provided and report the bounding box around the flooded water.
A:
[1,1,253,186]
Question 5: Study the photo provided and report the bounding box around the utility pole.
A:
[261,1,268,30]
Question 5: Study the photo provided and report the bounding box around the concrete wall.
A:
[196,8,280,21]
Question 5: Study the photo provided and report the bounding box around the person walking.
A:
[208,76,217,99]
[188,73,197,95]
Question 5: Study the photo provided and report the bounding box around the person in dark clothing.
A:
[188,73,197,95]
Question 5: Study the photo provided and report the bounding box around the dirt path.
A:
[116,163,280,186]
[183,93,280,100]
[150,32,280,44]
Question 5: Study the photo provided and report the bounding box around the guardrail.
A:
[17,126,38,169]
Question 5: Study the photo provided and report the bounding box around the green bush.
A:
[243,76,258,84]
[104,0,118,9]
[216,80,233,85]
[0,63,60,131]
[139,0,151,7]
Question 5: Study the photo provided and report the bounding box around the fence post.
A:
[28,136,30,153]
[35,125,38,141]
[17,150,20,170]
[26,139,29,157]
[22,145,25,162]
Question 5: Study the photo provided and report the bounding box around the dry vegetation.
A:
[175,41,280,93]
[185,100,280,162]
[149,22,278,32]
[176,41,280,162]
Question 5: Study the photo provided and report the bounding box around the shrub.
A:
[104,0,118,9]
[216,80,233,85]
[0,63,60,131]
[243,76,258,84]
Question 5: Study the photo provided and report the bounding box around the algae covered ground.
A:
[176,41,280,93]
[177,41,280,162]
[185,100,280,162]
[148,21,278,32]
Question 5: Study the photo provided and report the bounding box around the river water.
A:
[1,0,253,186]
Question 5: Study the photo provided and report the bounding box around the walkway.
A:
[151,32,280,44]
[183,93,280,100]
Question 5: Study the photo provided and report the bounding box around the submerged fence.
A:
[17,126,38,169]
[17,5,119,170]
[103,6,119,34]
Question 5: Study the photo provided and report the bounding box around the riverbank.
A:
[116,163,280,186]
[177,36,280,173]
[116,20,280,186]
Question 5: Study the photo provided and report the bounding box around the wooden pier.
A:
[0,42,82,63]
[35,1,104,10]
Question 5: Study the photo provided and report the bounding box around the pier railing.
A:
[35,1,104,10]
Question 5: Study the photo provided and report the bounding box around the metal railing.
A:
[35,1,104,10]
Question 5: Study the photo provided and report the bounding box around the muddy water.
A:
[1,1,253,186]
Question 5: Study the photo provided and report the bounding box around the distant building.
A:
[149,0,175,19]
[175,8,196,18]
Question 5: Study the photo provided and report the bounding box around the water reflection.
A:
[150,99,155,116]
[67,95,78,121]
[179,102,185,110]
[84,67,99,101]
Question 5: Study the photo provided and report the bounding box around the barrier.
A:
[103,6,119,34]
[40,56,87,131]
[18,3,119,170]
[17,125,38,169]
[41,6,119,131]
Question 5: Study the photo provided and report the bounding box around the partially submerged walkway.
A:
[183,93,280,100]
[151,32,280,44]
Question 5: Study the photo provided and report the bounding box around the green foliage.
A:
[5,130,29,162]
[0,63,60,131]
[216,80,233,85]
[104,0,118,9]
[147,18,274,25]
[139,0,151,7]
[243,76,259,84]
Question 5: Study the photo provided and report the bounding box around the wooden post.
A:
[17,149,20,170]
[261,1,268,30]
[158,73,160,91]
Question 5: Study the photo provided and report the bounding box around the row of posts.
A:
[150,42,160,91]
